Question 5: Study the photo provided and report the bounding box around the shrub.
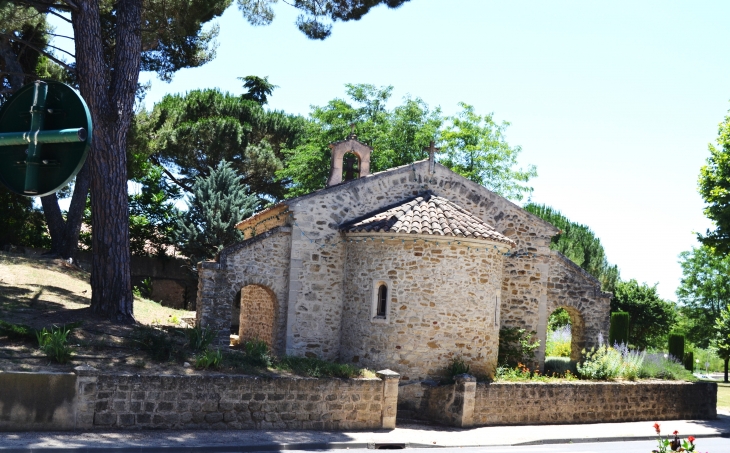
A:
[668,334,685,363]
[683,351,694,372]
[639,354,696,381]
[545,324,571,357]
[444,356,471,382]
[613,342,645,380]
[495,362,577,382]
[609,311,629,346]
[544,357,577,376]
[185,325,217,352]
[36,325,73,364]
[498,327,540,367]
[242,339,273,367]
[577,345,624,380]
[195,348,222,369]
[133,326,177,362]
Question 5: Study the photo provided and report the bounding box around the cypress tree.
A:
[175,161,258,263]
[683,351,694,372]
[609,312,630,346]
[523,203,619,293]
[668,334,685,363]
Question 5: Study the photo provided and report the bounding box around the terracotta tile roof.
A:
[341,193,516,246]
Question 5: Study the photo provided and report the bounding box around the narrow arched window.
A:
[376,284,388,318]
[343,152,360,181]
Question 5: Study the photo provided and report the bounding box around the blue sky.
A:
[50,0,730,300]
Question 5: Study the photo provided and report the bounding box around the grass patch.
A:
[717,382,730,410]
[0,319,37,341]
[275,355,373,378]
[133,297,191,326]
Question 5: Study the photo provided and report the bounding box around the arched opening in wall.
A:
[239,284,278,349]
[342,152,360,181]
[544,307,585,375]
[231,290,242,335]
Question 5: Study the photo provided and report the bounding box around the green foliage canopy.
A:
[713,304,730,382]
[698,109,730,254]
[128,166,182,257]
[523,203,619,292]
[280,84,535,200]
[238,0,411,40]
[676,244,730,348]
[611,279,676,350]
[279,84,442,198]
[440,103,536,201]
[174,160,257,262]
[131,88,307,201]
[0,186,50,248]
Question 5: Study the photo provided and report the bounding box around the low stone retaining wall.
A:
[415,375,717,427]
[1,367,400,431]
[0,372,77,431]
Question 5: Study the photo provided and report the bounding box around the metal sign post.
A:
[0,80,92,197]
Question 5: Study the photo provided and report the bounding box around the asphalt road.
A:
[271,438,730,453]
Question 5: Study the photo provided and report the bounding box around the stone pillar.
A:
[74,365,99,430]
[196,260,229,346]
[376,369,400,429]
[453,374,476,428]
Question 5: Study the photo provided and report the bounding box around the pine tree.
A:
[175,161,258,262]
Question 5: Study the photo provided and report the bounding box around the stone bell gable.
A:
[196,156,610,380]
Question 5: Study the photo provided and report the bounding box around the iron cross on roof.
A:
[0,80,91,196]
[425,140,441,174]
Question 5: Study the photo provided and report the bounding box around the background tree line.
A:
[0,0,410,322]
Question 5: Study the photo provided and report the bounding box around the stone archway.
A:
[238,284,278,349]
[560,305,585,361]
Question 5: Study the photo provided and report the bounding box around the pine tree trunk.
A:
[72,0,141,323]
[60,162,91,258]
[41,193,66,254]
[40,161,90,260]
[725,358,728,383]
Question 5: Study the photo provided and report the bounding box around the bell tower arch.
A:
[326,129,373,187]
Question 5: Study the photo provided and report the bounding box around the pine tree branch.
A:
[15,0,75,15]
[47,32,74,40]
[151,156,194,193]
[0,33,75,72]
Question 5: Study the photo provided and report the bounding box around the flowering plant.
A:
[651,423,698,452]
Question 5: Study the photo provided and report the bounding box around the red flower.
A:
[653,423,661,434]
[673,430,679,435]
[688,436,695,443]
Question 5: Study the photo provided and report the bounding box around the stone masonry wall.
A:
[197,227,292,353]
[473,381,716,426]
[340,237,503,381]
[285,160,558,361]
[83,374,388,430]
[547,251,612,360]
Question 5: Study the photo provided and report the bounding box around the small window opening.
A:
[343,152,360,181]
[376,284,388,318]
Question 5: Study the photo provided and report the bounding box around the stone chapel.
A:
[196,134,611,381]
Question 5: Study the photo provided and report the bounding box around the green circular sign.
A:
[0,80,92,197]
